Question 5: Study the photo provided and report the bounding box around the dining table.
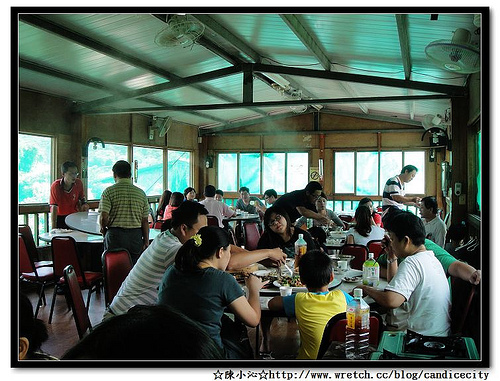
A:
[244,262,388,358]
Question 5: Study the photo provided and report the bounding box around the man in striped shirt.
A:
[99,160,150,264]
[382,165,421,215]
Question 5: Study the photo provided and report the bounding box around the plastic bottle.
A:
[362,252,380,286]
[345,288,370,360]
[294,234,307,270]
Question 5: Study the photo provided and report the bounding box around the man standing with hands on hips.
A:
[49,161,89,229]
[99,160,149,264]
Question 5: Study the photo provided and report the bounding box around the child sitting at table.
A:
[268,249,353,359]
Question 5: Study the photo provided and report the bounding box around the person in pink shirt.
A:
[163,192,184,220]
[200,185,236,227]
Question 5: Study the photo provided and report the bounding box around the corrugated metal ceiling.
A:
[17,9,484,134]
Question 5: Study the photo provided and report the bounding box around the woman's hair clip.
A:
[192,234,202,247]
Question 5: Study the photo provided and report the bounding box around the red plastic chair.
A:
[49,236,103,323]
[19,225,53,268]
[153,220,164,229]
[19,234,54,318]
[101,248,133,307]
[207,215,219,227]
[367,240,384,260]
[340,244,368,270]
[243,222,261,250]
[316,311,384,359]
[64,265,92,339]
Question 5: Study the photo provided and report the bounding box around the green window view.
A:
[239,153,260,193]
[87,143,128,200]
[263,153,285,194]
[167,150,191,193]
[218,153,237,192]
[133,146,163,196]
[287,152,309,192]
[334,152,354,194]
[335,150,425,196]
[18,134,52,204]
[356,152,378,195]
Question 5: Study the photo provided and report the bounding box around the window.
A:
[133,146,163,196]
[263,153,285,194]
[87,143,128,200]
[239,153,260,193]
[18,134,52,204]
[334,150,426,196]
[167,150,191,193]
[218,152,308,195]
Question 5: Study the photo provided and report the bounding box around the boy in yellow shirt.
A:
[268,250,353,359]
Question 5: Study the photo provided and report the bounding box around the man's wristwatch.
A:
[387,257,398,264]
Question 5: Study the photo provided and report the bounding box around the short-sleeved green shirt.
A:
[98,178,149,228]
[378,238,456,274]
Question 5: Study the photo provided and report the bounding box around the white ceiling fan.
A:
[148,116,173,139]
[421,114,449,146]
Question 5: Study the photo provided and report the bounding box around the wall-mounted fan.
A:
[421,114,449,147]
[425,28,480,74]
[149,116,173,139]
[155,15,205,48]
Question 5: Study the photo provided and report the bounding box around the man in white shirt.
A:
[420,196,447,248]
[357,211,451,337]
[199,185,236,228]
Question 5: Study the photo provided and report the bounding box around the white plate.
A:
[273,277,341,292]
[50,229,73,234]
[253,270,273,277]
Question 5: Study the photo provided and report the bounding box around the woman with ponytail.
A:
[157,226,266,359]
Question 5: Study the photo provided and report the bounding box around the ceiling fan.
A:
[425,28,480,74]
[155,15,205,48]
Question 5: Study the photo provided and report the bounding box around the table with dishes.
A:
[237,257,387,358]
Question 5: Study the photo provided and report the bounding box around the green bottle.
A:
[362,252,379,286]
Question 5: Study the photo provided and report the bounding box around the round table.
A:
[65,211,101,235]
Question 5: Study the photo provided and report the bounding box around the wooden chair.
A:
[49,236,103,323]
[243,222,261,250]
[207,215,219,227]
[19,225,53,268]
[367,240,384,260]
[340,244,368,270]
[316,311,384,359]
[19,234,54,318]
[63,265,92,339]
[101,248,133,307]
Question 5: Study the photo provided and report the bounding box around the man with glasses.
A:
[273,181,330,225]
[49,161,88,229]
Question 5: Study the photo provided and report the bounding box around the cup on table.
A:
[280,286,292,296]
[338,260,348,273]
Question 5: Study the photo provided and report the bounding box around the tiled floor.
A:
[21,283,301,360]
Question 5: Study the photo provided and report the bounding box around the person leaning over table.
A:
[49,161,89,229]
[268,250,353,360]
[375,209,480,332]
[295,193,343,229]
[103,201,286,321]
[381,164,421,215]
[98,160,149,264]
[356,211,451,337]
[273,181,330,226]
[157,226,268,359]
